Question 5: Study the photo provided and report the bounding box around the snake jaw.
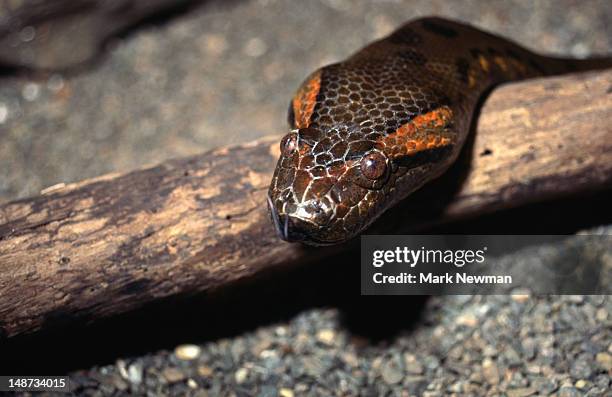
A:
[268,187,339,243]
[293,198,335,226]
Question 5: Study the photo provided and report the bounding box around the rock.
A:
[405,376,428,395]
[109,374,128,391]
[593,374,610,389]
[197,365,213,377]
[506,387,536,397]
[526,364,541,374]
[279,388,294,397]
[455,313,478,327]
[595,308,607,321]
[504,347,523,367]
[162,368,186,384]
[175,344,201,361]
[558,386,581,397]
[423,355,440,371]
[302,355,331,378]
[532,377,559,394]
[252,339,273,356]
[567,295,585,304]
[234,368,249,384]
[595,352,612,371]
[448,381,464,393]
[482,345,498,357]
[380,356,404,385]
[521,338,537,360]
[482,358,500,385]
[127,362,143,386]
[341,352,359,368]
[257,385,277,397]
[316,329,336,345]
[511,292,531,303]
[574,379,589,389]
[116,359,129,380]
[403,354,424,375]
[570,358,593,379]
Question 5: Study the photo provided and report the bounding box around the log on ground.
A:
[0,70,611,339]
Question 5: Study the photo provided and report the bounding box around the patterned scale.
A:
[267,17,609,245]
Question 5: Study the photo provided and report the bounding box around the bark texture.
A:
[1,70,611,338]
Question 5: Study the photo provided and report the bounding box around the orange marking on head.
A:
[493,56,508,72]
[380,107,453,158]
[478,55,490,72]
[468,74,477,88]
[292,70,322,128]
[510,58,527,75]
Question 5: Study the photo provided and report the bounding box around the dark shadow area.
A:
[1,187,610,375]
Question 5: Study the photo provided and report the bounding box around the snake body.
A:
[267,17,607,245]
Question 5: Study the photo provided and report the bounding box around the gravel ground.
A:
[64,295,610,397]
[1,1,611,396]
[56,230,608,397]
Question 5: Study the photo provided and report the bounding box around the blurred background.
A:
[1,0,611,202]
[0,1,611,396]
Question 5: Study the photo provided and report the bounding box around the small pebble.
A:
[279,388,294,397]
[110,374,128,391]
[558,386,581,397]
[404,353,424,374]
[533,377,559,394]
[574,379,588,389]
[455,313,478,327]
[162,368,186,383]
[380,357,404,385]
[127,363,143,385]
[482,358,500,385]
[47,74,65,92]
[235,368,249,384]
[258,385,277,397]
[116,359,129,379]
[197,365,213,377]
[595,352,611,371]
[316,329,336,345]
[595,308,607,321]
[175,344,201,361]
[570,359,593,379]
[506,387,536,397]
[22,83,40,101]
[511,294,530,303]
[0,103,7,124]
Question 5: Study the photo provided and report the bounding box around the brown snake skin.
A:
[267,17,610,245]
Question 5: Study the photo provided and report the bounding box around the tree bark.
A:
[1,70,611,339]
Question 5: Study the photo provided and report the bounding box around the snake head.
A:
[268,124,395,245]
[268,64,457,245]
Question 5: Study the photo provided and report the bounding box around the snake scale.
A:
[267,17,610,245]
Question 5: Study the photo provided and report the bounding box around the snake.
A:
[267,17,610,245]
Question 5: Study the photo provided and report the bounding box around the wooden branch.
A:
[1,70,611,339]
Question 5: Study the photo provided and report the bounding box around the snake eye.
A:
[360,151,387,180]
[281,133,298,156]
